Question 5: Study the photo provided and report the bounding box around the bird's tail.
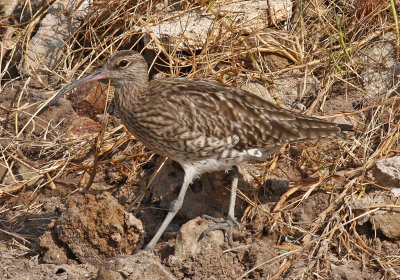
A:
[286,116,354,144]
[337,123,354,132]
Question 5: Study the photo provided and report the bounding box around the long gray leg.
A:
[200,166,241,246]
[144,169,195,251]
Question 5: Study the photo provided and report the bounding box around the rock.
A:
[66,116,101,138]
[351,195,387,225]
[55,192,144,265]
[357,33,400,100]
[237,70,325,109]
[220,0,292,29]
[0,0,17,17]
[0,162,39,190]
[391,188,400,197]
[238,162,277,188]
[359,34,397,68]
[274,73,319,106]
[240,82,275,103]
[374,156,400,188]
[67,81,110,118]
[97,252,177,280]
[142,0,292,51]
[372,211,400,239]
[19,0,88,81]
[351,193,400,239]
[266,179,289,196]
[174,217,224,259]
[0,254,96,280]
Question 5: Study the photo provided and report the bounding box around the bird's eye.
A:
[118,60,129,68]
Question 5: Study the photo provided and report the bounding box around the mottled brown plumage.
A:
[51,50,351,251]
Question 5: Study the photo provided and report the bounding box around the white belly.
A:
[178,146,282,178]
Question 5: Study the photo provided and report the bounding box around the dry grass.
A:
[1,0,400,278]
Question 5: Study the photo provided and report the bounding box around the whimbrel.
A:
[50,50,351,251]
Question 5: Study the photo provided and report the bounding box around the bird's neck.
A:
[114,80,149,113]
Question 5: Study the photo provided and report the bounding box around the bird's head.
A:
[50,50,148,106]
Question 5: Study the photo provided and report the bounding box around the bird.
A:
[50,50,352,251]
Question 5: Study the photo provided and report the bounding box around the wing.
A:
[146,77,342,157]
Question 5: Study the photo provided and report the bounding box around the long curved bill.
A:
[49,68,110,106]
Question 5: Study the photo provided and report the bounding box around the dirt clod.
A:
[39,230,71,265]
[53,192,144,265]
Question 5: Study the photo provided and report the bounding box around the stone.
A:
[142,0,293,51]
[0,0,17,17]
[357,33,400,100]
[273,74,320,106]
[67,81,109,118]
[374,156,400,188]
[0,162,38,190]
[351,193,400,239]
[66,116,101,138]
[19,0,88,80]
[174,217,224,259]
[240,82,275,103]
[97,252,177,280]
[372,211,400,239]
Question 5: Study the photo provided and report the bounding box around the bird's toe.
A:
[199,214,241,247]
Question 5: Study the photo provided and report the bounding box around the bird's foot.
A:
[199,214,242,247]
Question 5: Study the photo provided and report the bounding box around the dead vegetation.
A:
[1,0,400,279]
